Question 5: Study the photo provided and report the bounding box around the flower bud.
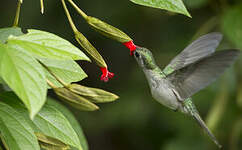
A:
[39,142,68,150]
[86,16,132,43]
[35,133,69,149]
[75,31,107,68]
[54,87,99,111]
[67,84,119,103]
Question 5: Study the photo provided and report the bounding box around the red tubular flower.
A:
[123,40,137,55]
[100,67,114,82]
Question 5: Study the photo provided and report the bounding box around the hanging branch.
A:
[13,0,22,27]
[40,0,44,14]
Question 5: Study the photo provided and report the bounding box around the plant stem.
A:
[13,0,22,27]
[67,0,88,19]
[0,135,9,150]
[38,60,68,87]
[46,79,58,89]
[61,0,78,33]
[40,0,44,14]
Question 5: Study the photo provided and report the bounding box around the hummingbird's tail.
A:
[183,98,222,148]
[192,112,222,149]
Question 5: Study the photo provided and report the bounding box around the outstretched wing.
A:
[169,50,240,100]
[163,33,223,75]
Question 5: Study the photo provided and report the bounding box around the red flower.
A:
[123,40,137,55]
[100,67,114,82]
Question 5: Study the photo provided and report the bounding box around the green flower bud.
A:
[75,31,107,68]
[86,16,132,43]
[54,87,99,111]
[35,133,69,149]
[68,84,119,103]
[39,141,69,150]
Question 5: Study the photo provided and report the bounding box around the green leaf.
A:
[222,4,242,49]
[0,92,82,150]
[0,27,23,44]
[0,44,47,119]
[7,29,90,61]
[47,98,89,150]
[130,0,191,17]
[0,102,40,150]
[33,104,82,149]
[39,58,87,88]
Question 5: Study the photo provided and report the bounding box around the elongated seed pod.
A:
[75,31,107,68]
[68,84,119,103]
[39,141,68,150]
[54,87,99,111]
[35,133,69,149]
[86,16,132,43]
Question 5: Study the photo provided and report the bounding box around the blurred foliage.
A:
[0,0,241,150]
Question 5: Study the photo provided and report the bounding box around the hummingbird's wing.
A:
[168,50,239,100]
[163,33,222,76]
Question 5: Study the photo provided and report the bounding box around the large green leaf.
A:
[0,102,40,150]
[0,44,47,119]
[0,27,23,44]
[0,92,82,150]
[39,58,87,88]
[33,104,81,149]
[130,0,191,17]
[47,98,89,150]
[222,4,242,49]
[7,29,90,61]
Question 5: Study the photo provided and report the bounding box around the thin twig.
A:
[61,0,78,33]
[40,0,44,14]
[46,79,57,89]
[38,60,68,87]
[13,0,22,27]
[67,0,88,19]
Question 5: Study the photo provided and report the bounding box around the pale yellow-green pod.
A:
[75,31,107,68]
[67,84,119,103]
[54,87,99,111]
[35,133,69,149]
[86,16,132,43]
[39,141,69,150]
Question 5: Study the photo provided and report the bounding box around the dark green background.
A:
[0,0,241,150]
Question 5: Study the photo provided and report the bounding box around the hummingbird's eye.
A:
[134,51,140,58]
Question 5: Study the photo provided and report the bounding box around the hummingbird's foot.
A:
[100,67,114,82]
[123,40,137,56]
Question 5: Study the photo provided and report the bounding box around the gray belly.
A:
[143,69,187,113]
[151,83,179,110]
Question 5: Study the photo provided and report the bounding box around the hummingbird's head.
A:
[133,47,157,70]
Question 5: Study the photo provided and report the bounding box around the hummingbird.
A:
[133,33,240,148]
